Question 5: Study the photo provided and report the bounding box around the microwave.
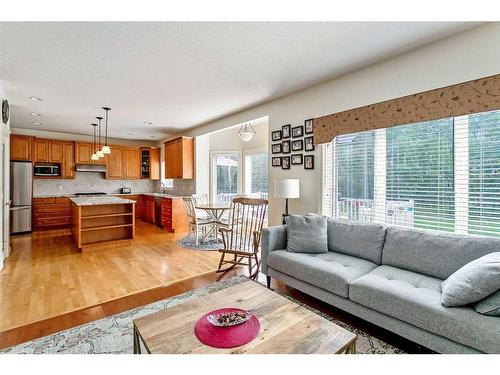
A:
[34,164,61,177]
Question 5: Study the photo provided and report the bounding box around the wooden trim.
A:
[313,73,500,144]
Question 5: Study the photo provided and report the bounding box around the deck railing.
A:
[336,198,414,226]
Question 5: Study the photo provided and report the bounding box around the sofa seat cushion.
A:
[267,250,377,298]
[349,265,500,353]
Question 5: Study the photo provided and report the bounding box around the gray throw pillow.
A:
[441,252,500,307]
[475,290,500,316]
[287,214,328,254]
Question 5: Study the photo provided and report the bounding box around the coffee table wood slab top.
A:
[133,279,357,354]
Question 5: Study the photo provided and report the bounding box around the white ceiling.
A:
[0,22,481,140]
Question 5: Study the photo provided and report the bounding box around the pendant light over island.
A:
[101,107,111,155]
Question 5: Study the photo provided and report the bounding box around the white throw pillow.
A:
[441,252,500,307]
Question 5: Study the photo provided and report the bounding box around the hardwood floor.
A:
[0,220,221,332]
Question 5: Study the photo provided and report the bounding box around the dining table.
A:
[194,203,231,241]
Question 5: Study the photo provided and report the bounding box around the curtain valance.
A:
[313,74,500,144]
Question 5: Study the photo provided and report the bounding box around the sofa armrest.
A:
[260,225,287,275]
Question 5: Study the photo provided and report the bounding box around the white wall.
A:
[0,83,11,270]
[162,23,500,226]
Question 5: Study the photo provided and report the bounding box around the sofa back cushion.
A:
[327,219,386,264]
[382,226,500,279]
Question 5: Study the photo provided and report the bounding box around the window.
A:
[244,153,269,199]
[211,152,241,203]
[322,109,500,238]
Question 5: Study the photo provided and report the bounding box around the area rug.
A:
[176,235,221,251]
[1,276,404,354]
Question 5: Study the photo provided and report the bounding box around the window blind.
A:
[322,109,500,238]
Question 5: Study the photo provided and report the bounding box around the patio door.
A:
[211,152,241,204]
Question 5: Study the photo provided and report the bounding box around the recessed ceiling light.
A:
[128,133,133,136]
[33,122,42,125]
[150,135,156,138]
[144,122,153,125]
[30,112,42,117]
[29,96,43,101]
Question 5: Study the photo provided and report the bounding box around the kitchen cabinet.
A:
[33,197,71,229]
[164,137,194,179]
[141,195,155,223]
[62,141,75,179]
[75,142,105,164]
[140,147,160,180]
[123,147,140,179]
[34,139,63,163]
[10,134,33,161]
[105,146,123,179]
[159,197,189,233]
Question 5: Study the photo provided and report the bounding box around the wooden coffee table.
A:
[132,279,357,354]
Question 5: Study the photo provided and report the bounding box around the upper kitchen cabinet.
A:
[164,137,194,179]
[105,146,124,179]
[62,141,75,179]
[140,147,160,180]
[123,147,141,179]
[34,138,63,163]
[75,142,105,165]
[10,134,33,161]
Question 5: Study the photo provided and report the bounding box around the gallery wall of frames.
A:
[271,119,314,170]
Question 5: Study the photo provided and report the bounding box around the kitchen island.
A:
[70,196,136,252]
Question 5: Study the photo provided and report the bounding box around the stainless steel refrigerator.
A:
[10,161,33,233]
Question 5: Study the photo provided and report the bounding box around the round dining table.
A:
[194,203,231,240]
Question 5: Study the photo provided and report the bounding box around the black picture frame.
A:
[304,136,315,151]
[291,139,303,151]
[271,143,282,154]
[282,140,291,154]
[282,156,290,169]
[271,130,282,141]
[304,118,314,134]
[292,125,304,138]
[291,154,303,165]
[282,124,291,139]
[304,155,314,169]
[272,157,282,167]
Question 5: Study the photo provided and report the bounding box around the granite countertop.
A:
[33,192,185,199]
[69,196,136,206]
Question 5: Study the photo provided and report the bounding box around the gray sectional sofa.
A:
[261,219,500,354]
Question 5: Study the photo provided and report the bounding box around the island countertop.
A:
[69,196,136,206]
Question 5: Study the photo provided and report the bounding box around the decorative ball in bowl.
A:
[207,310,253,327]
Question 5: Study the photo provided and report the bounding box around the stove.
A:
[74,192,108,197]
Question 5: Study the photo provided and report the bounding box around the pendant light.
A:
[96,116,104,158]
[238,122,256,142]
[101,107,111,154]
[91,123,99,161]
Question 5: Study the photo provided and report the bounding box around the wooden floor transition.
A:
[0,220,431,353]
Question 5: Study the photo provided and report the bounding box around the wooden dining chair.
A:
[182,196,215,245]
[217,197,268,279]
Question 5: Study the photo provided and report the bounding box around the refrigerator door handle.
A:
[10,206,30,211]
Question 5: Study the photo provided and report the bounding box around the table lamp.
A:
[274,179,300,224]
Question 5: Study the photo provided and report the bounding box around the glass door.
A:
[244,152,268,200]
[211,152,241,204]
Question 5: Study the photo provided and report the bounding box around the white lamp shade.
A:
[101,145,111,154]
[91,153,99,161]
[274,179,300,199]
[96,150,105,158]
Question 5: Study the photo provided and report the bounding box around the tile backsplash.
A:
[34,172,158,196]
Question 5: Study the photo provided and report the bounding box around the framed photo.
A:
[271,143,282,154]
[271,130,282,141]
[282,124,291,139]
[304,136,315,151]
[304,155,314,169]
[304,118,314,134]
[282,140,291,154]
[272,157,282,167]
[282,156,290,169]
[291,154,303,165]
[292,125,304,138]
[291,139,303,151]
